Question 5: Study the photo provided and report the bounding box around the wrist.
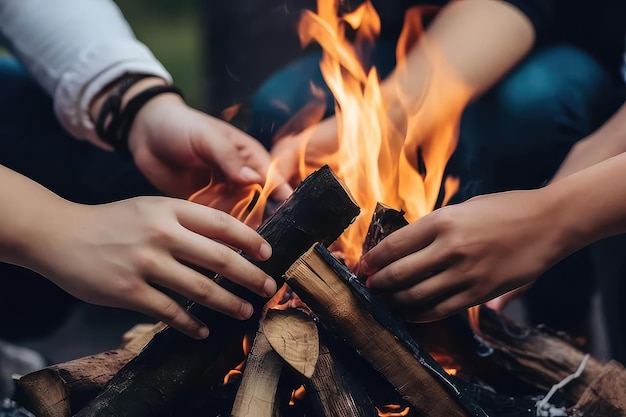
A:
[89,75,167,122]
[89,74,184,153]
[539,181,589,262]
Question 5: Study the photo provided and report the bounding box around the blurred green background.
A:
[114,0,205,109]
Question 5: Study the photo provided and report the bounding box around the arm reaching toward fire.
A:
[360,102,626,322]
[270,0,535,183]
[0,165,278,339]
[0,0,291,201]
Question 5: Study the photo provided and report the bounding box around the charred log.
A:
[74,165,360,417]
[14,323,164,417]
[285,243,487,417]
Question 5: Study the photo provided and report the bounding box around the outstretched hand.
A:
[127,92,292,201]
[359,188,567,322]
[31,196,278,339]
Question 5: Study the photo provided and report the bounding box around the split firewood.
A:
[14,322,165,417]
[303,337,378,417]
[231,308,319,417]
[285,243,487,417]
[74,165,360,417]
[569,360,626,416]
[230,328,284,417]
[261,309,319,379]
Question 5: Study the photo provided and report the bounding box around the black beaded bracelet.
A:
[95,77,184,153]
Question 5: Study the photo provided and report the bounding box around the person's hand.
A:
[358,188,567,322]
[28,196,278,339]
[129,91,292,200]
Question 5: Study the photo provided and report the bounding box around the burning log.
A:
[231,309,319,417]
[361,202,409,256]
[230,327,283,417]
[13,323,165,417]
[474,306,605,403]
[71,165,360,417]
[284,243,487,417]
[304,337,378,417]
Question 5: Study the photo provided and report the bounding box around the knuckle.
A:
[210,210,230,234]
[384,236,404,261]
[387,264,405,283]
[210,244,232,271]
[406,286,424,303]
[160,300,185,322]
[134,248,160,273]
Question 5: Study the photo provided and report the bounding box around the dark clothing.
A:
[504,0,625,82]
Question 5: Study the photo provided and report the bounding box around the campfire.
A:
[11,1,626,416]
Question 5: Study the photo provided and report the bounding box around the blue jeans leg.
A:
[450,44,623,201]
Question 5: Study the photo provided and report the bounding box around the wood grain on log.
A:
[230,328,283,417]
[570,360,626,417]
[304,337,378,417]
[261,309,318,378]
[285,243,487,417]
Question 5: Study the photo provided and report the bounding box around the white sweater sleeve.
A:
[0,0,173,149]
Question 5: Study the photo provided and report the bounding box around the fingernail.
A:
[259,242,272,260]
[196,326,209,339]
[241,303,254,319]
[240,166,263,183]
[263,278,277,298]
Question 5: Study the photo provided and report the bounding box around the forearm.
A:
[552,101,626,182]
[0,165,76,269]
[381,0,535,126]
[0,0,171,147]
[545,151,626,257]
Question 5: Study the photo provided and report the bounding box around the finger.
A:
[175,201,272,261]
[387,269,465,308]
[173,234,277,298]
[197,125,264,185]
[359,216,438,276]
[365,242,449,293]
[122,284,209,339]
[148,258,262,320]
[401,288,482,323]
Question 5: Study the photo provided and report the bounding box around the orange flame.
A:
[287,0,471,267]
[377,404,411,417]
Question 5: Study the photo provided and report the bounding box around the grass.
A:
[115,1,205,109]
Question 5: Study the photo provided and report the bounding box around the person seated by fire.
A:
[0,0,287,378]
[231,0,624,351]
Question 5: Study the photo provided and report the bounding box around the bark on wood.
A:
[361,202,408,256]
[14,323,164,417]
[230,328,283,417]
[569,360,626,417]
[303,337,378,417]
[74,165,360,417]
[475,306,605,404]
[284,243,487,417]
